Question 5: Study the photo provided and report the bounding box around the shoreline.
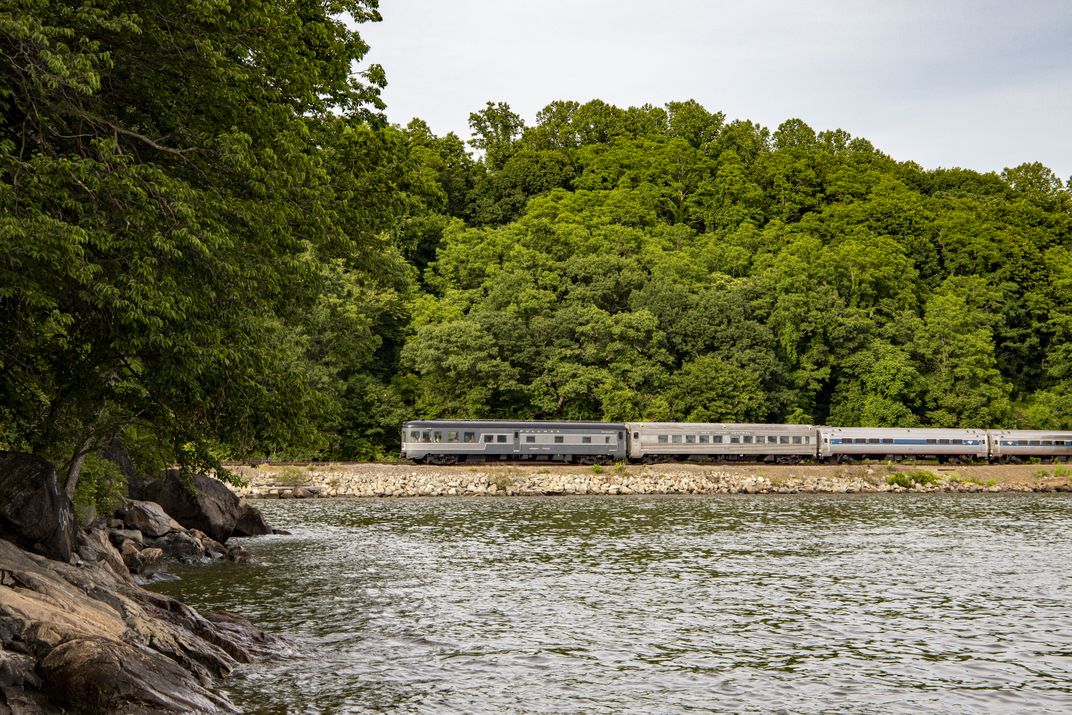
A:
[230,462,1072,499]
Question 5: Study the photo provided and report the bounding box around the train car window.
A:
[881,438,893,444]
[938,439,949,445]
[421,431,431,442]
[582,436,592,444]
[432,431,442,442]
[780,436,789,444]
[951,439,962,445]
[554,436,564,444]
[713,435,723,443]
[699,435,709,444]
[867,438,879,444]
[792,436,802,444]
[1056,440,1065,446]
[926,439,936,445]
[448,431,460,443]
[1042,441,1054,446]
[1029,440,1041,446]
[409,431,420,441]
[805,436,810,444]
[483,435,494,443]
[464,432,476,443]
[605,436,612,444]
[671,435,683,444]
[497,435,507,443]
[685,435,696,444]
[525,436,535,443]
[633,432,639,439]
[743,436,753,444]
[658,435,668,444]
[730,436,740,444]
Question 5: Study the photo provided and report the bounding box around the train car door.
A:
[513,431,520,455]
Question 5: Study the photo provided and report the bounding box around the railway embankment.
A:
[231,462,1072,499]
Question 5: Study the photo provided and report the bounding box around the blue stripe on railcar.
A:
[829,439,983,445]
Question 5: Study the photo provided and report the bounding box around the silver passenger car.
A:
[819,427,988,461]
[626,422,816,462]
[987,430,1072,462]
[401,420,627,465]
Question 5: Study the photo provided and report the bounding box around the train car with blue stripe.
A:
[401,420,627,465]
[987,430,1072,462]
[626,422,816,463]
[819,427,988,462]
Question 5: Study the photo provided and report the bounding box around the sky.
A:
[359,0,1072,181]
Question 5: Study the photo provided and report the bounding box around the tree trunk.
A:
[63,426,97,502]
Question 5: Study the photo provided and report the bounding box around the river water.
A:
[153,494,1072,713]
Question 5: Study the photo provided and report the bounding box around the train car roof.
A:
[817,426,987,433]
[988,429,1072,437]
[626,422,814,430]
[403,420,625,430]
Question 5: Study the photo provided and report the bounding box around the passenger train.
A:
[401,420,1072,465]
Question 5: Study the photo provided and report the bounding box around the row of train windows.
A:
[525,435,612,444]
[844,438,970,445]
[407,431,612,445]
[656,434,808,445]
[409,430,486,443]
[1002,440,1067,447]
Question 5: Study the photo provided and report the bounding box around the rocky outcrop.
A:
[0,453,282,713]
[133,470,243,543]
[107,500,246,570]
[0,452,76,562]
[0,536,279,713]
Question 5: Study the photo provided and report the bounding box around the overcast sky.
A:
[360,0,1072,181]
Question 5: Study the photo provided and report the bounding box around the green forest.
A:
[2,1,1071,498]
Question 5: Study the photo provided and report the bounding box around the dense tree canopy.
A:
[399,100,1072,438]
[2,2,1070,476]
[0,0,411,487]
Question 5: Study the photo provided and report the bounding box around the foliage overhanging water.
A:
[153,494,1072,713]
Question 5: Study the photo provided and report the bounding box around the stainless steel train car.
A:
[819,427,988,462]
[988,430,1072,462]
[626,422,815,463]
[402,420,1072,464]
[401,420,627,465]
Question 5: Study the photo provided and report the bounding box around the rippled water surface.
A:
[153,494,1072,713]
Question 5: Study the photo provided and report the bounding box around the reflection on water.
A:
[153,494,1072,713]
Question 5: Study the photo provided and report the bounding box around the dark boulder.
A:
[76,529,132,584]
[133,470,240,543]
[118,500,179,538]
[41,637,237,714]
[107,528,144,548]
[133,548,164,578]
[232,501,272,538]
[189,530,228,560]
[0,647,51,713]
[145,531,206,564]
[226,545,251,564]
[0,648,40,690]
[0,452,76,562]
